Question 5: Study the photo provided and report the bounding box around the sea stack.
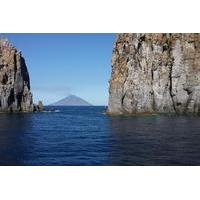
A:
[108,33,200,115]
[0,37,34,112]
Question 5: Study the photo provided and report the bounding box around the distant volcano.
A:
[50,95,92,106]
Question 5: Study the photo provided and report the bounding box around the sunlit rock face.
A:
[0,38,33,112]
[108,33,200,115]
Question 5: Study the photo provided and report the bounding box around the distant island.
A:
[50,95,92,106]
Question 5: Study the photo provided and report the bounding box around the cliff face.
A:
[108,33,200,115]
[0,38,33,112]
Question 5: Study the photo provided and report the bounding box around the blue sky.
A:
[4,33,116,105]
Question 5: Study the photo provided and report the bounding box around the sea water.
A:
[0,106,200,166]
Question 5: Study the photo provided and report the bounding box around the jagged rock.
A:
[33,101,44,112]
[0,37,34,112]
[37,101,44,111]
[108,33,200,115]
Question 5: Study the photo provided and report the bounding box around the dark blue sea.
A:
[0,106,200,166]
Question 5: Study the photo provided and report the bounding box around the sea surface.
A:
[0,106,200,166]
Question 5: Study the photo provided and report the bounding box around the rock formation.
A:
[33,101,44,111]
[108,33,200,115]
[0,37,34,112]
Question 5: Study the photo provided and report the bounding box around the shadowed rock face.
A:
[108,33,200,115]
[0,38,33,112]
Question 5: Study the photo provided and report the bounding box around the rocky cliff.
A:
[0,37,34,112]
[108,33,200,115]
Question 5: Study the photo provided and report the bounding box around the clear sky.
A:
[4,33,116,105]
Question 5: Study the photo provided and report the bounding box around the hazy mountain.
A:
[50,95,92,106]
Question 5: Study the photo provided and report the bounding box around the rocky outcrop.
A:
[0,37,34,112]
[33,101,44,112]
[108,33,200,115]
